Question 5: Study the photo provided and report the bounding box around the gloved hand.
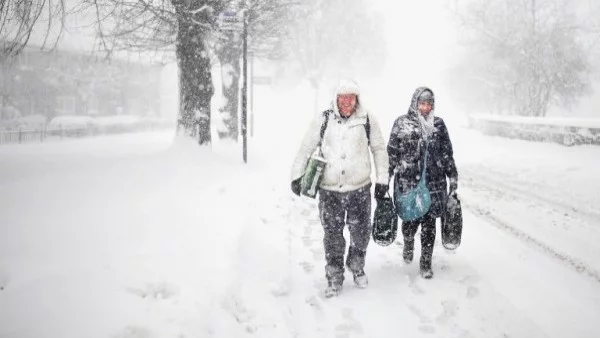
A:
[449,182,458,197]
[291,177,302,196]
[374,183,389,200]
[388,166,396,178]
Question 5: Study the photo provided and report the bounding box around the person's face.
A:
[337,94,357,117]
[417,101,433,116]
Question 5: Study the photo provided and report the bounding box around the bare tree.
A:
[84,0,224,145]
[449,0,592,116]
[0,0,68,62]
[283,0,386,112]
[86,0,302,143]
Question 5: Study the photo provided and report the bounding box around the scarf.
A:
[417,111,435,139]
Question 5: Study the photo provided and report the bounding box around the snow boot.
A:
[352,269,368,288]
[420,256,434,279]
[403,238,414,264]
[324,280,343,298]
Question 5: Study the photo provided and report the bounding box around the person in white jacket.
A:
[290,80,389,298]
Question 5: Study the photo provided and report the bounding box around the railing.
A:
[467,114,600,146]
[0,122,174,146]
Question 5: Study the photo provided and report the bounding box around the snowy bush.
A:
[47,115,97,137]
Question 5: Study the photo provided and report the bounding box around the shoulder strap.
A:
[318,110,332,146]
[421,140,429,182]
[365,114,370,145]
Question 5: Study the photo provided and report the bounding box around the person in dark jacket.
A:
[387,87,458,279]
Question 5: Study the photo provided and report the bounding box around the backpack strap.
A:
[365,114,370,146]
[318,110,332,146]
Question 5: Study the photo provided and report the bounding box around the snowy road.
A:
[1,131,599,338]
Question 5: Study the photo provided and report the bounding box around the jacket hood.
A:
[332,79,362,117]
[409,87,435,114]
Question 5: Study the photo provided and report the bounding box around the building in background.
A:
[0,45,163,124]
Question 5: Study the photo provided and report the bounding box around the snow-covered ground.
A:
[1,85,600,338]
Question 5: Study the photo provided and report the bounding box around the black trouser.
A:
[402,211,436,267]
[318,184,371,284]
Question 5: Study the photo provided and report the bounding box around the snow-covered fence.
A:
[0,117,175,145]
[0,127,90,145]
[467,114,600,146]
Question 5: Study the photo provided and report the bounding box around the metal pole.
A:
[249,52,254,138]
[241,9,248,163]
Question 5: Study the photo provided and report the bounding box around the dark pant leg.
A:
[401,219,419,258]
[402,219,420,241]
[318,189,346,283]
[345,185,372,272]
[420,212,437,267]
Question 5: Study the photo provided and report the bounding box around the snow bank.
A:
[47,115,97,130]
[467,114,600,146]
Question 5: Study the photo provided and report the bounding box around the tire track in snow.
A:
[461,194,600,284]
[462,167,600,225]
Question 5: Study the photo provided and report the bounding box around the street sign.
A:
[218,11,243,31]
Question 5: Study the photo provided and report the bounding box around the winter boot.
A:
[420,256,433,279]
[403,238,414,264]
[324,280,343,298]
[351,269,368,289]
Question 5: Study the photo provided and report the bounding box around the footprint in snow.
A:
[418,325,436,335]
[335,307,364,337]
[305,294,323,311]
[126,282,178,300]
[112,326,153,338]
[436,300,459,324]
[466,286,480,299]
[221,294,257,334]
[408,304,437,335]
[458,274,481,299]
[270,278,291,298]
[310,247,324,261]
[407,272,425,295]
[299,261,315,273]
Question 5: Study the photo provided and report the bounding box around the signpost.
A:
[217,7,272,162]
[217,8,248,163]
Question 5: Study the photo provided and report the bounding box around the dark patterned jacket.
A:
[387,87,458,218]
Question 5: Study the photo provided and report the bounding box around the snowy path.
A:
[1,132,600,338]
[233,188,600,338]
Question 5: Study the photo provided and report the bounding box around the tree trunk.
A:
[217,32,242,141]
[175,8,214,146]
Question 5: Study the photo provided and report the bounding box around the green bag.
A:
[299,111,331,198]
[300,148,327,198]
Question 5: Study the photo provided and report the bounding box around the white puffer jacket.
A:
[291,85,389,193]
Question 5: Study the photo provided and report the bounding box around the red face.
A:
[337,94,357,117]
[418,101,433,116]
